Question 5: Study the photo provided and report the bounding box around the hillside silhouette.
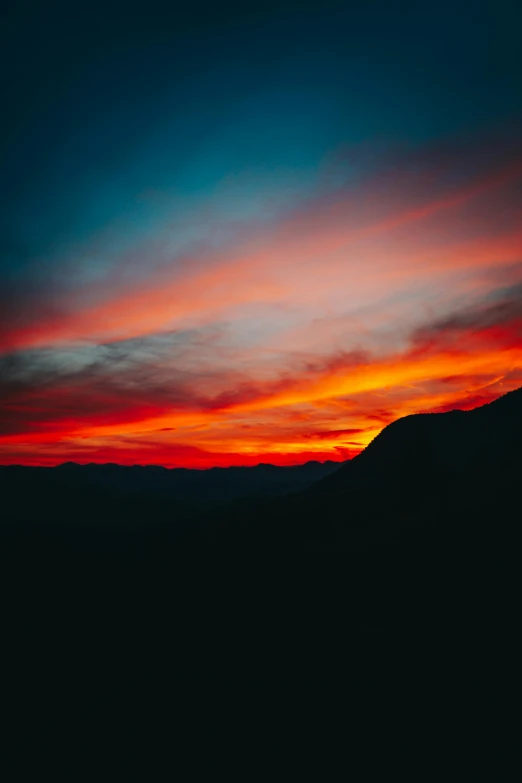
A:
[2,386,520,638]
[187,386,522,552]
[314,384,522,495]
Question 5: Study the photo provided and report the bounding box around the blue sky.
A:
[3,0,520,280]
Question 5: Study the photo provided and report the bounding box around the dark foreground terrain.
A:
[1,388,520,735]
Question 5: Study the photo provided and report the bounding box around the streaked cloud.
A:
[1,126,522,466]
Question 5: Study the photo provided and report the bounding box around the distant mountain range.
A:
[0,458,340,530]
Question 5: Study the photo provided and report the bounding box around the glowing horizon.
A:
[2,3,521,468]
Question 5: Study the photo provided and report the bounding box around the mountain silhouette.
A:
[2,386,521,548]
[313,385,522,496]
[1,386,520,644]
[0,458,340,531]
[187,385,522,552]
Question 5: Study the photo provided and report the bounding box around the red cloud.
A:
[2,128,522,466]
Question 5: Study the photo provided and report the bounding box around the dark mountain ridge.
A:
[0,458,341,529]
[2,386,521,542]
[1,385,520,675]
[312,385,522,496]
[189,385,522,551]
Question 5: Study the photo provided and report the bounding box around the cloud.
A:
[2,273,522,467]
[1,126,522,465]
[411,282,522,355]
[2,123,521,354]
[300,428,367,440]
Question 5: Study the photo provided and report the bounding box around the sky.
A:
[1,0,521,467]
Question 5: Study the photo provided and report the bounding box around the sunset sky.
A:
[1,0,521,467]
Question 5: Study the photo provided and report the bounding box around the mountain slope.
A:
[1,387,520,641]
[192,385,522,550]
[312,385,522,496]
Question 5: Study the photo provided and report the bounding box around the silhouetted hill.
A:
[1,386,520,648]
[312,385,522,496]
[188,385,522,552]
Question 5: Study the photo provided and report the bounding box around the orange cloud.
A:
[1,131,522,466]
[2,309,521,466]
